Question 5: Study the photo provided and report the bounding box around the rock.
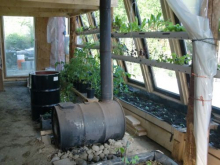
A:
[83,146,89,151]
[57,152,63,157]
[104,143,110,149]
[51,156,60,163]
[109,149,116,155]
[87,149,92,154]
[61,154,68,159]
[72,154,79,160]
[100,153,105,159]
[99,145,104,150]
[88,154,93,161]
[108,139,115,145]
[93,156,100,162]
[92,145,99,152]
[71,160,76,165]
[75,158,87,165]
[53,158,73,165]
[103,149,109,155]
[79,153,88,160]
[114,141,123,148]
[94,150,102,156]
[68,153,73,158]
[107,154,113,160]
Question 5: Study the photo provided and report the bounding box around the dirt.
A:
[118,93,186,129]
[0,82,56,165]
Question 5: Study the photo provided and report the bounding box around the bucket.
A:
[17,55,25,69]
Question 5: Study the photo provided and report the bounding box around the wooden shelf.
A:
[112,54,220,78]
[76,28,100,35]
[72,88,99,103]
[76,44,100,49]
[111,31,190,39]
[111,31,220,40]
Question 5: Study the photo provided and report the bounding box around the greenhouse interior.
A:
[0,0,219,165]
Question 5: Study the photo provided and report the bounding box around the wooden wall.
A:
[35,17,51,70]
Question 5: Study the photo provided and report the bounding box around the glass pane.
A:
[3,16,35,77]
[125,62,144,83]
[148,39,180,94]
[93,11,100,26]
[136,0,163,31]
[113,0,128,23]
[152,67,179,94]
[213,44,220,108]
[80,14,89,28]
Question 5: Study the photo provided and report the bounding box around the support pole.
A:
[69,16,76,60]
[100,0,112,101]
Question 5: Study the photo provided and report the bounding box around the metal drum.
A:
[53,100,125,150]
[30,71,60,121]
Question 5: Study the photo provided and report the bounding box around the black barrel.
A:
[53,100,125,150]
[30,71,60,121]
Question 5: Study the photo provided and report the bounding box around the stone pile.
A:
[50,134,133,165]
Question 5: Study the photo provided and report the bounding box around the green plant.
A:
[76,27,84,33]
[153,53,192,65]
[113,65,131,95]
[163,23,185,32]
[217,64,220,70]
[112,42,128,55]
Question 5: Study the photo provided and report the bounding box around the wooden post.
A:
[184,66,196,165]
[184,1,212,164]
[69,16,76,60]
[0,16,4,91]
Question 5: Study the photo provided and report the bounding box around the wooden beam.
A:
[8,0,118,7]
[0,7,94,17]
[69,17,77,60]
[0,16,4,89]
[0,0,99,10]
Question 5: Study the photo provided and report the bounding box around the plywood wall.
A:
[35,17,51,70]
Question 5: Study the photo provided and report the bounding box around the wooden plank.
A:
[124,108,173,151]
[208,153,220,165]
[126,123,147,136]
[72,88,99,103]
[125,115,141,126]
[40,130,52,136]
[35,17,51,70]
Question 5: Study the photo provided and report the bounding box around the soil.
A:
[118,93,186,129]
[0,82,56,165]
[209,126,220,149]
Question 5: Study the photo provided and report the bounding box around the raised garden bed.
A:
[116,88,220,163]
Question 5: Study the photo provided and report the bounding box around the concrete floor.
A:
[0,81,173,165]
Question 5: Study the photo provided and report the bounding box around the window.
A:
[148,39,180,94]
[136,0,180,96]
[212,44,220,108]
[3,16,35,77]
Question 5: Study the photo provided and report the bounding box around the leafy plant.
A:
[113,65,131,95]
[112,42,128,55]
[76,27,83,33]
[163,23,185,32]
[152,53,192,65]
[217,64,220,70]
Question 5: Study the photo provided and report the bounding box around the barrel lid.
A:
[58,102,74,109]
